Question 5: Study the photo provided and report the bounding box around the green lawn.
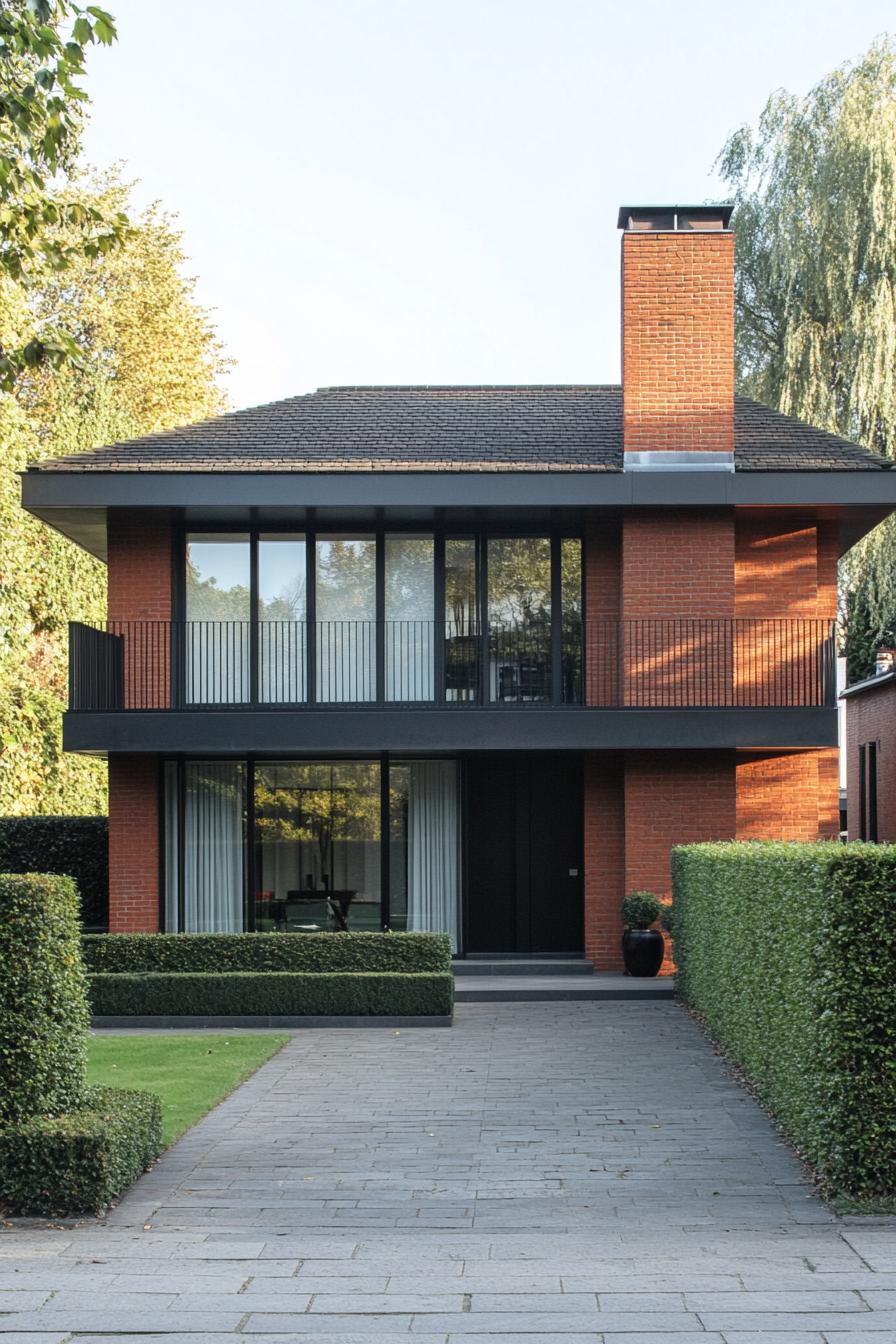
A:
[86,1033,291,1147]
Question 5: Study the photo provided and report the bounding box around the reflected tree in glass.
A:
[385,535,434,700]
[258,536,306,703]
[488,537,551,702]
[254,761,381,931]
[185,535,251,703]
[316,537,376,701]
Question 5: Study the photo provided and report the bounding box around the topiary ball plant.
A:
[621,890,662,930]
[620,891,665,977]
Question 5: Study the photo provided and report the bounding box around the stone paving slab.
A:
[1,1002,895,1341]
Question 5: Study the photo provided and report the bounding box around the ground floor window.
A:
[163,756,460,948]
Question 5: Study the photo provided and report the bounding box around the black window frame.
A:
[175,521,584,708]
[859,740,879,842]
[161,751,462,938]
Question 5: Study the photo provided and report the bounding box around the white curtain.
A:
[407,760,459,950]
[183,762,245,931]
[163,761,179,931]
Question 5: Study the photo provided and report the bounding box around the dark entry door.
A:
[464,755,583,954]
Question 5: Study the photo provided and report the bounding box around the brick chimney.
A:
[618,204,735,471]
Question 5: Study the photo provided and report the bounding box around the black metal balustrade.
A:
[68,618,836,712]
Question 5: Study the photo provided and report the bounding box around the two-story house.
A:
[21,204,896,968]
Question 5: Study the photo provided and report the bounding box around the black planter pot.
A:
[622,928,665,978]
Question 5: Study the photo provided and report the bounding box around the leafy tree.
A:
[0,170,229,814]
[0,1,129,387]
[717,39,896,681]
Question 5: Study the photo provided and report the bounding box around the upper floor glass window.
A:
[488,537,551,702]
[259,535,306,702]
[445,538,478,702]
[316,535,376,702]
[385,535,434,701]
[181,528,583,706]
[185,534,250,703]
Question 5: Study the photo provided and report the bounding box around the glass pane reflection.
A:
[254,761,381,932]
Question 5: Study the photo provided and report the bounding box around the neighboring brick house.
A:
[842,657,896,843]
[21,203,896,969]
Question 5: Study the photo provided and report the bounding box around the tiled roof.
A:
[28,385,889,473]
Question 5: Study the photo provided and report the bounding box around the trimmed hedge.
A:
[672,841,896,1204]
[0,1086,162,1216]
[82,930,453,974]
[89,971,454,1018]
[0,817,107,930]
[0,873,90,1125]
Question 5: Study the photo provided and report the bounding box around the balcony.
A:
[69,617,835,712]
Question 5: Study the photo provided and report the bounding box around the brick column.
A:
[108,755,161,932]
[583,521,621,706]
[622,509,735,705]
[106,509,172,932]
[583,753,624,968]
[107,509,173,623]
[624,751,736,973]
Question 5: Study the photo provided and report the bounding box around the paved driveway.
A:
[2,1001,895,1341]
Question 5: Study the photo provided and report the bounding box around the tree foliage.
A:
[0,1,130,387]
[717,39,896,679]
[0,169,230,815]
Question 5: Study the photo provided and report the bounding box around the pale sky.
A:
[81,0,894,412]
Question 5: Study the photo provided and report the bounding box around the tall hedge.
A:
[0,873,90,1125]
[0,817,107,930]
[672,842,896,1203]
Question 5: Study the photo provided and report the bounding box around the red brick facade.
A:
[108,755,161,932]
[96,222,842,955]
[106,510,172,932]
[579,500,840,969]
[622,230,734,457]
[107,509,173,623]
[845,679,896,842]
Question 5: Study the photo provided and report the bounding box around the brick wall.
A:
[107,509,173,622]
[622,510,735,706]
[623,751,736,973]
[733,516,836,707]
[106,511,171,931]
[583,753,624,967]
[734,515,838,619]
[621,230,734,457]
[623,511,735,618]
[845,681,896,841]
[108,754,161,932]
[584,520,621,705]
[735,517,819,616]
[624,751,737,896]
[735,750,839,841]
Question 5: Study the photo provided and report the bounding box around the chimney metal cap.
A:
[617,203,734,231]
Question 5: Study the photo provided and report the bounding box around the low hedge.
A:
[0,1086,162,1216]
[82,930,453,974]
[672,841,896,1204]
[0,873,90,1125]
[89,971,454,1018]
[0,817,107,930]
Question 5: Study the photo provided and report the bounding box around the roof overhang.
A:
[21,468,896,561]
[840,670,896,699]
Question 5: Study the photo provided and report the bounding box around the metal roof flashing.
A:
[624,451,736,473]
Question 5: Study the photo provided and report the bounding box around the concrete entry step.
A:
[452,957,595,976]
[454,971,675,1001]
